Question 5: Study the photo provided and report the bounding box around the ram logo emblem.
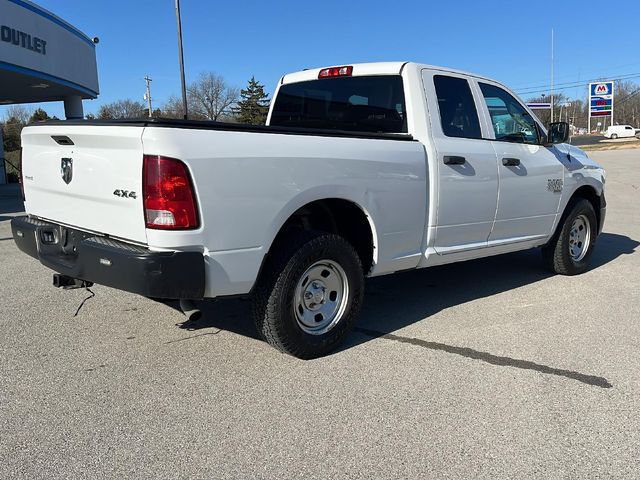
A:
[60,158,73,184]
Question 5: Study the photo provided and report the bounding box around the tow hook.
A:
[53,274,94,290]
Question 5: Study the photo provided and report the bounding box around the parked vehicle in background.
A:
[604,125,637,139]
[11,62,607,359]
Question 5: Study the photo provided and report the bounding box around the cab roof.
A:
[280,61,496,85]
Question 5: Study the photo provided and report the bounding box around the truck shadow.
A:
[178,232,637,387]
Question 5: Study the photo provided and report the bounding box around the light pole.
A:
[175,0,188,119]
[550,28,554,124]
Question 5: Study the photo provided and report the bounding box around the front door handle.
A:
[443,155,466,165]
[502,157,521,166]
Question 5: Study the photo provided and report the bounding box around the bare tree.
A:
[526,93,569,126]
[187,72,239,121]
[613,80,640,127]
[97,99,146,119]
[161,95,188,119]
[3,105,33,124]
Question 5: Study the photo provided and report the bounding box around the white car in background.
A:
[604,125,637,139]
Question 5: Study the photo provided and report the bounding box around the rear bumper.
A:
[11,216,205,299]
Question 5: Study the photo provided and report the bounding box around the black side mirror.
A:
[546,121,570,145]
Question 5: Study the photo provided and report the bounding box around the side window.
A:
[479,83,539,144]
[433,75,481,139]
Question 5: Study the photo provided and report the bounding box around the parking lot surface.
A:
[1,149,639,479]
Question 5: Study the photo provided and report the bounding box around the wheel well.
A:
[568,185,602,228]
[271,199,375,274]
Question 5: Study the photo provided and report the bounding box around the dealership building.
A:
[0,0,99,183]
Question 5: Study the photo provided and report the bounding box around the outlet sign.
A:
[0,0,98,99]
[0,25,47,55]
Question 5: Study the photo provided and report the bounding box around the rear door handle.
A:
[443,155,466,165]
[502,157,521,166]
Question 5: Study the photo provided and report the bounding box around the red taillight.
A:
[318,66,353,79]
[143,155,199,230]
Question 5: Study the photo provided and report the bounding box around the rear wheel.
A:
[611,133,618,139]
[542,199,598,275]
[252,231,364,359]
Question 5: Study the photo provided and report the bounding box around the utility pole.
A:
[144,75,153,117]
[550,28,554,124]
[175,0,188,119]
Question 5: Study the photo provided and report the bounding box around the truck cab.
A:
[268,63,605,262]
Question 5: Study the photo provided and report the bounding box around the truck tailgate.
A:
[21,124,147,244]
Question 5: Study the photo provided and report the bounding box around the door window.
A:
[479,83,539,144]
[433,75,481,139]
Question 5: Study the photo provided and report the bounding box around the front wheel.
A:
[252,231,364,359]
[542,199,598,275]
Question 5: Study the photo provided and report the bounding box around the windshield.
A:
[270,75,407,133]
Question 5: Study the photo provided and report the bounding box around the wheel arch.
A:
[553,184,604,240]
[258,196,379,284]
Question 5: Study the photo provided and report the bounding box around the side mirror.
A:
[546,121,570,145]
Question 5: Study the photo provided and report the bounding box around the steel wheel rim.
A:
[293,259,349,335]
[569,214,591,262]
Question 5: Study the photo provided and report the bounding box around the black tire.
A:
[542,198,598,275]
[252,231,364,359]
[611,134,618,139]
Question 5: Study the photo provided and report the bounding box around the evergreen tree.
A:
[29,108,50,123]
[236,76,270,125]
[2,117,24,152]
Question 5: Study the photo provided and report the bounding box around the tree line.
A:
[93,73,270,124]
[527,80,640,132]
[3,74,640,181]
[1,106,54,181]
[1,74,269,180]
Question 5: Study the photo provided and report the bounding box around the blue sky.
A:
[7,0,640,118]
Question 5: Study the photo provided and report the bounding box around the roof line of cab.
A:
[279,61,497,86]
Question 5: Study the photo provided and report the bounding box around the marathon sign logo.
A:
[594,84,609,94]
[590,82,613,98]
[0,25,47,55]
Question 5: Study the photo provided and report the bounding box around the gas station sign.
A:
[589,82,613,117]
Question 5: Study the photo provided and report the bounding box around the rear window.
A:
[270,75,407,133]
[434,75,481,139]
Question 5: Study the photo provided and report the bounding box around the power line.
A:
[510,60,640,88]
[515,72,640,95]
[614,88,640,107]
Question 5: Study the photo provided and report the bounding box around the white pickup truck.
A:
[12,62,606,358]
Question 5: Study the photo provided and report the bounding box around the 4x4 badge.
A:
[61,157,73,184]
[113,189,137,199]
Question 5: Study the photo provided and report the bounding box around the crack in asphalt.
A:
[355,327,613,389]
[165,330,222,344]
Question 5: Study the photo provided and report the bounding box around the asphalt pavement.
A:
[571,134,640,147]
[1,149,639,479]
